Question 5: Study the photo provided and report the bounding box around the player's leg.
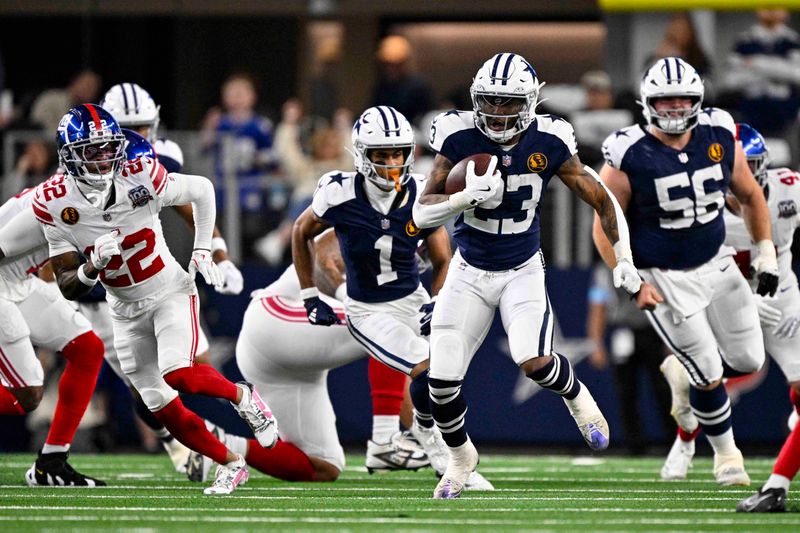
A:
[81,300,194,472]
[647,302,748,485]
[503,256,608,451]
[18,281,106,487]
[428,261,496,498]
[153,292,276,448]
[0,297,43,414]
[115,310,246,494]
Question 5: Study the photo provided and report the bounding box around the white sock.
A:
[707,428,738,456]
[41,443,70,454]
[763,473,791,492]
[225,434,249,457]
[154,428,172,440]
[372,415,399,444]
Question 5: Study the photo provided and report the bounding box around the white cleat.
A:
[660,355,699,432]
[714,449,750,486]
[660,434,695,480]
[433,438,479,499]
[365,431,430,473]
[232,381,278,448]
[204,454,249,495]
[411,423,450,476]
[162,438,191,474]
[464,470,494,491]
[563,384,610,451]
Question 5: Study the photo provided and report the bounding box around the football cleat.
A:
[464,470,494,491]
[660,434,695,480]
[410,423,450,475]
[204,454,249,495]
[714,449,750,486]
[186,422,227,483]
[660,355,698,432]
[163,438,191,474]
[232,381,278,448]
[366,431,430,473]
[25,451,106,487]
[433,438,479,499]
[563,385,609,451]
[737,487,787,513]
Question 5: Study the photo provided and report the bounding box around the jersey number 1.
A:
[374,235,398,285]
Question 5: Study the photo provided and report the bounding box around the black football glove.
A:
[304,296,341,326]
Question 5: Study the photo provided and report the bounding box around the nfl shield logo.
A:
[102,213,112,222]
[678,153,689,164]
[381,218,390,230]
[502,154,512,167]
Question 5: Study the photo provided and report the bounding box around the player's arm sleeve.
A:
[429,111,467,162]
[310,173,342,225]
[584,164,633,263]
[0,208,48,257]
[42,223,78,257]
[550,117,579,163]
[160,172,216,251]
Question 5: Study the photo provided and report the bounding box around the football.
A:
[445,153,495,194]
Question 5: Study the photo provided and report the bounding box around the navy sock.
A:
[690,385,732,436]
[428,377,468,447]
[410,370,434,428]
[526,353,581,400]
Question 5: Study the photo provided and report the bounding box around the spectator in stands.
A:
[586,261,674,455]
[4,140,55,197]
[310,37,342,124]
[370,35,434,125]
[201,72,282,258]
[724,9,800,164]
[29,70,101,132]
[568,70,633,168]
[650,12,711,77]
[254,98,351,265]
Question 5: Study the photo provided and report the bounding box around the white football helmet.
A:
[351,106,415,191]
[100,83,161,142]
[640,57,704,135]
[470,53,541,143]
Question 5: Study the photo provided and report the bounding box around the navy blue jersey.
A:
[312,172,432,303]
[602,108,738,270]
[429,110,577,270]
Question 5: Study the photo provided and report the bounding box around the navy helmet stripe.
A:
[501,53,516,85]
[120,84,131,114]
[490,53,504,79]
[675,58,683,82]
[129,83,139,111]
[664,58,672,83]
[387,106,399,130]
[376,106,391,133]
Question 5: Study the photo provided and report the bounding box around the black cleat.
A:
[736,487,786,512]
[25,451,107,487]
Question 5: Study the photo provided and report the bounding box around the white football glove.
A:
[215,259,244,295]
[90,231,121,270]
[463,155,504,205]
[754,296,782,329]
[612,258,642,295]
[188,249,224,289]
[775,311,800,339]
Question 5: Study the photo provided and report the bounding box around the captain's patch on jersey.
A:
[527,153,548,173]
[60,207,79,225]
[128,185,153,208]
[405,219,421,237]
[708,143,724,163]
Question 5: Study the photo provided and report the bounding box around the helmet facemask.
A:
[644,95,702,135]
[355,143,415,192]
[60,136,127,190]
[746,151,770,187]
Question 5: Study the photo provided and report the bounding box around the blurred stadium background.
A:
[0,0,798,456]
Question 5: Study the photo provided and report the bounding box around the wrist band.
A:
[211,237,228,254]
[300,287,320,300]
[77,264,98,287]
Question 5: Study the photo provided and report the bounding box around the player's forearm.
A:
[592,215,618,269]
[740,190,773,243]
[291,228,316,290]
[413,197,463,228]
[56,264,98,300]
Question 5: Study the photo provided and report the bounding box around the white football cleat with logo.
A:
[660,434,694,480]
[563,385,610,451]
[660,354,698,432]
[433,438,479,499]
[232,381,278,448]
[204,454,249,495]
[411,423,449,475]
[366,431,430,473]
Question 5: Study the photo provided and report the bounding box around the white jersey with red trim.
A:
[724,167,800,289]
[32,156,194,317]
[0,186,49,300]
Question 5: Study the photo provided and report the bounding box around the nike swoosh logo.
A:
[36,469,44,475]
[720,265,730,272]
[475,187,491,192]
[781,286,792,293]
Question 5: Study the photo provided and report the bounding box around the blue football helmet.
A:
[56,104,127,189]
[736,122,769,187]
[122,128,156,161]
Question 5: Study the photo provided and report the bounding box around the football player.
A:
[593,58,778,486]
[293,106,468,481]
[97,85,244,470]
[2,104,274,495]
[0,187,105,486]
[413,52,644,499]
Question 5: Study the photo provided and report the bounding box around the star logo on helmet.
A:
[522,60,536,77]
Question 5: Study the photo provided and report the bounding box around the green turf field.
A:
[0,453,797,531]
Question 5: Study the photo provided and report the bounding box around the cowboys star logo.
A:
[60,207,79,225]
[708,143,724,163]
[527,153,548,173]
[405,219,421,237]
